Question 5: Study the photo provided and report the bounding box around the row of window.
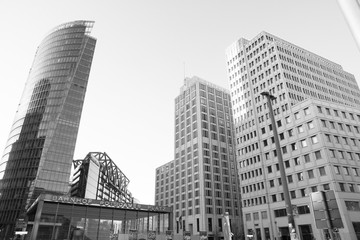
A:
[321,118,360,134]
[241,150,323,180]
[245,204,310,222]
[317,106,360,121]
[329,149,360,161]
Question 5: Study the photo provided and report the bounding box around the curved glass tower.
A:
[0,21,96,238]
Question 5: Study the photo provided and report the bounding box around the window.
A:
[346,125,352,132]
[297,125,304,133]
[294,157,300,166]
[304,154,310,163]
[285,160,290,168]
[338,123,344,131]
[270,180,274,187]
[345,201,360,211]
[311,135,318,144]
[339,183,346,192]
[287,175,293,183]
[325,134,331,142]
[334,166,340,174]
[288,129,294,137]
[272,194,277,202]
[323,184,330,190]
[261,211,268,219]
[294,112,300,119]
[334,135,340,143]
[329,149,336,157]
[355,126,360,133]
[314,150,322,160]
[282,146,287,154]
[317,106,322,113]
[291,143,298,151]
[253,212,259,220]
[334,109,339,117]
[297,205,310,214]
[349,184,355,192]
[267,166,273,173]
[280,133,285,140]
[285,116,291,124]
[261,127,266,134]
[307,170,314,179]
[321,119,327,127]
[319,167,326,176]
[304,107,310,115]
[301,139,307,147]
[325,108,331,115]
[290,191,296,199]
[352,168,359,176]
[274,208,287,217]
[311,186,318,192]
[245,213,251,221]
[330,121,335,129]
[344,167,350,175]
[348,152,354,160]
[297,172,304,181]
[307,121,314,129]
[300,188,306,197]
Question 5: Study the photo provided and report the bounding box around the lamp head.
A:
[261,91,276,100]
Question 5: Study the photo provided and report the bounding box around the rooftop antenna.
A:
[183,61,187,85]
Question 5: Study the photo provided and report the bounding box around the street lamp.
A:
[260,92,297,240]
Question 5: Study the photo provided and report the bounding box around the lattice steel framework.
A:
[72,152,133,204]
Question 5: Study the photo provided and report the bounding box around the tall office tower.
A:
[0,21,96,238]
[226,31,360,239]
[70,152,133,204]
[155,77,243,240]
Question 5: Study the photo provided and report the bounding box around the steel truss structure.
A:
[72,152,133,204]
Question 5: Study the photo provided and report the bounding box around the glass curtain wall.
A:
[27,202,171,240]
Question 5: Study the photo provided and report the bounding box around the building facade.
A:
[226,32,360,239]
[155,77,243,240]
[71,152,133,204]
[0,21,96,238]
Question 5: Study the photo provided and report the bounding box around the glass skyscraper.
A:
[0,20,96,238]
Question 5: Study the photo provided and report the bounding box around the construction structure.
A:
[71,152,133,204]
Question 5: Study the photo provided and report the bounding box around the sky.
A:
[0,0,360,205]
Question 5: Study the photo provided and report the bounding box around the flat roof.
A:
[28,194,172,213]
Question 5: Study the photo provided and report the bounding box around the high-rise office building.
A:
[226,32,360,239]
[0,21,96,238]
[155,77,243,240]
[70,152,133,204]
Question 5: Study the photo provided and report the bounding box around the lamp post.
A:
[260,92,297,240]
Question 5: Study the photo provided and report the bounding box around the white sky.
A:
[0,0,359,205]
